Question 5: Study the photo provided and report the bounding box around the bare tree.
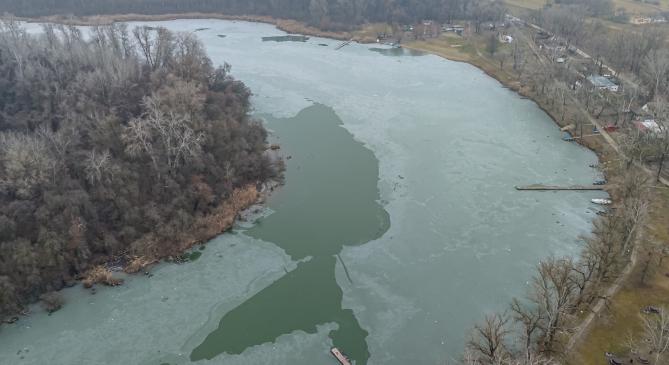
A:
[0,17,29,81]
[510,299,544,362]
[467,312,511,364]
[568,254,598,308]
[133,26,155,69]
[643,49,669,99]
[641,307,669,363]
[123,96,204,177]
[0,132,57,198]
[84,150,112,185]
[585,214,626,282]
[529,257,576,352]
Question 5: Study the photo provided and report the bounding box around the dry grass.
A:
[404,33,520,87]
[124,256,158,274]
[504,0,669,13]
[352,23,394,43]
[404,34,475,62]
[571,186,669,364]
[612,0,669,14]
[505,0,547,10]
[82,266,123,288]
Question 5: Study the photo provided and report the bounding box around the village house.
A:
[500,34,513,43]
[633,118,662,134]
[587,75,619,92]
[413,20,441,39]
[442,24,465,35]
[631,15,652,24]
[630,14,667,25]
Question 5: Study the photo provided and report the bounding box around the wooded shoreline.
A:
[19,13,378,42]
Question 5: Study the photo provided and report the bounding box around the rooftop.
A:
[587,75,617,88]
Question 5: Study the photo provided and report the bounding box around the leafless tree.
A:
[643,49,669,99]
[529,257,576,352]
[641,307,669,363]
[84,150,112,185]
[0,132,57,198]
[467,312,511,364]
[585,214,625,282]
[123,96,204,177]
[133,26,155,69]
[568,254,598,308]
[510,298,544,362]
[132,26,175,70]
[0,17,28,81]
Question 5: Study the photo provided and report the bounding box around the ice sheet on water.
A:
[0,233,293,365]
[1,19,607,365]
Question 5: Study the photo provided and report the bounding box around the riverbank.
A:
[20,13,385,43]
[0,182,271,324]
[82,182,278,286]
[405,28,669,365]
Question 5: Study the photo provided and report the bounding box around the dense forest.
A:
[0,21,280,318]
[0,0,502,31]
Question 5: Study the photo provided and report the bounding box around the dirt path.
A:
[564,236,639,353]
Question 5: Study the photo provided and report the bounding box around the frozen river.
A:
[0,19,606,365]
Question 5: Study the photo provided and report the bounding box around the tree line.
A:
[462,167,650,364]
[457,9,669,362]
[0,21,281,319]
[0,0,504,31]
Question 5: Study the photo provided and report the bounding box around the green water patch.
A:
[184,251,202,261]
[262,35,310,42]
[369,47,426,57]
[190,104,389,364]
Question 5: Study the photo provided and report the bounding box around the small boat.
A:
[591,198,612,205]
[330,347,352,365]
[562,131,575,141]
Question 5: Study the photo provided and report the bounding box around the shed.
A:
[587,75,619,92]
[634,119,661,133]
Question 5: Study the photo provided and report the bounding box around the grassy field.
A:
[506,0,669,14]
[506,0,546,10]
[403,33,521,87]
[612,0,669,14]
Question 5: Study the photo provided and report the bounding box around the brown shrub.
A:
[82,266,123,288]
[124,256,157,274]
[39,291,64,313]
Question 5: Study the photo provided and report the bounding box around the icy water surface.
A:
[0,19,606,365]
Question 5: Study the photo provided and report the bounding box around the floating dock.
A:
[515,184,606,191]
[330,347,352,365]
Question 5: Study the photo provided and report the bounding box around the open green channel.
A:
[190,103,390,364]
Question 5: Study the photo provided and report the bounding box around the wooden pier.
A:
[515,184,606,191]
[330,347,352,365]
[335,39,353,50]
